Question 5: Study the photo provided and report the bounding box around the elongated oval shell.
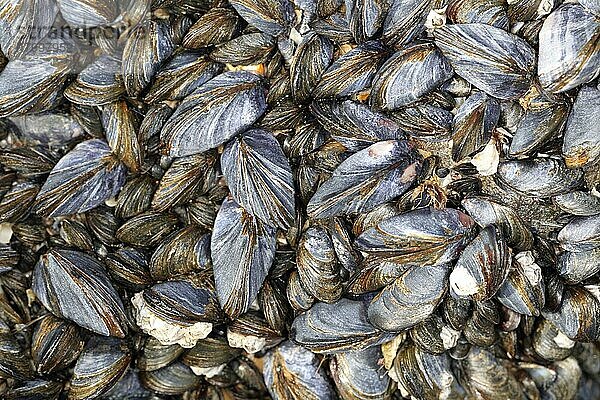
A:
[211,198,276,319]
[307,140,421,218]
[434,23,536,100]
[32,249,128,337]
[538,3,600,93]
[371,43,453,110]
[368,264,449,331]
[562,85,600,168]
[162,71,267,157]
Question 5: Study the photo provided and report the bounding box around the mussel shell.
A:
[496,255,545,316]
[32,249,128,337]
[447,0,509,28]
[297,226,342,303]
[509,94,569,157]
[382,0,431,46]
[5,379,62,400]
[553,191,600,216]
[313,40,389,98]
[449,226,511,301]
[452,92,500,162]
[434,23,536,100]
[290,32,333,102]
[122,18,175,97]
[538,3,600,93]
[182,337,241,374]
[562,85,600,168]
[371,43,453,110]
[31,315,84,374]
[291,297,394,353]
[542,286,600,341]
[330,346,395,400]
[368,264,449,331]
[64,55,125,106]
[557,247,600,284]
[356,207,476,266]
[532,319,575,362]
[182,8,241,48]
[462,196,533,251]
[68,336,131,400]
[116,211,179,247]
[140,362,201,395]
[150,225,210,280]
[557,214,600,252]
[0,334,34,379]
[263,341,335,400]
[496,158,584,198]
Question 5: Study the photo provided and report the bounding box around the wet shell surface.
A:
[0,0,598,398]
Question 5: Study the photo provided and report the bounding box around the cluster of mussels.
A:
[0,0,599,398]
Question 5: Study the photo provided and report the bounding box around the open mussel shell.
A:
[263,341,335,400]
[553,191,600,217]
[496,252,545,316]
[33,139,126,217]
[182,337,241,377]
[452,92,500,162]
[140,361,201,395]
[356,207,476,266]
[371,43,453,110]
[434,23,536,100]
[150,225,210,280]
[227,312,283,354]
[331,346,395,400]
[538,3,600,93]
[291,297,394,353]
[368,264,449,331]
[32,249,129,337]
[391,342,455,400]
[313,40,389,98]
[31,315,84,374]
[562,85,600,168]
[542,285,600,342]
[138,336,185,372]
[131,279,221,348]
[307,140,421,219]
[462,196,533,251]
[532,319,575,362]
[496,158,584,198]
[449,225,511,302]
[296,226,342,303]
[68,336,131,400]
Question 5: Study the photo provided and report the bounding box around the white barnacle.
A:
[131,292,212,349]
[227,328,267,354]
